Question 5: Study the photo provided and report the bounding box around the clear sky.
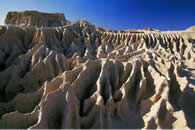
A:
[0,0,194,31]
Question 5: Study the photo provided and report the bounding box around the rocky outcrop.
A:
[0,12,195,129]
[5,11,69,27]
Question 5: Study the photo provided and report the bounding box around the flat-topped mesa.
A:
[5,10,69,27]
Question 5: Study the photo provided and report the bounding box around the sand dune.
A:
[0,11,194,129]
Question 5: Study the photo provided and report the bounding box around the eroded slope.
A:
[0,20,194,129]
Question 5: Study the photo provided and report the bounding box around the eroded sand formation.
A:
[0,11,195,129]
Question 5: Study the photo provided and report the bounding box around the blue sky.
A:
[0,0,194,30]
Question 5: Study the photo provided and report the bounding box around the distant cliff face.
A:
[5,11,68,27]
